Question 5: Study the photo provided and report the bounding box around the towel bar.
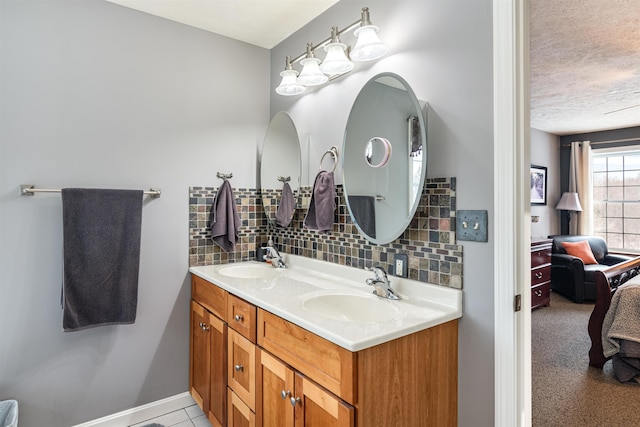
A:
[20,185,161,198]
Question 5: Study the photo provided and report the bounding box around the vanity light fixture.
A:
[275,7,388,96]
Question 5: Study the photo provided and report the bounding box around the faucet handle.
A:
[366,266,388,282]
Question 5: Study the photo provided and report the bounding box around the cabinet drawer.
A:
[192,275,227,320]
[228,294,257,343]
[531,265,551,286]
[532,283,550,308]
[257,309,356,404]
[228,329,256,411]
[228,388,255,427]
[531,248,551,268]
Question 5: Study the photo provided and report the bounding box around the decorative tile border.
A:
[188,177,463,289]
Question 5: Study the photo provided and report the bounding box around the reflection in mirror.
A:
[365,137,393,168]
[260,112,301,227]
[343,73,427,244]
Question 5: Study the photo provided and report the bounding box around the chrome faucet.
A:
[263,241,286,268]
[365,266,401,300]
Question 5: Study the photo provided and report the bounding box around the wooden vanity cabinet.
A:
[191,273,458,427]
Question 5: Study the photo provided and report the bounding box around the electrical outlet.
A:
[394,254,408,277]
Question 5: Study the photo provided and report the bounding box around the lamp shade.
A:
[297,57,328,86]
[319,42,354,75]
[555,192,583,211]
[351,25,389,61]
[276,69,305,96]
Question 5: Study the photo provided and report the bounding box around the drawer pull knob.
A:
[281,390,291,399]
[535,272,543,279]
[534,290,542,297]
[290,396,301,407]
[234,364,244,372]
[234,314,244,322]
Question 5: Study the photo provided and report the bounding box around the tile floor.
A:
[128,404,212,427]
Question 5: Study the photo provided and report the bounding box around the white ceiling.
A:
[104,0,338,49]
[105,0,640,137]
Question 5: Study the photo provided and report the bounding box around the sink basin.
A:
[217,264,279,279]
[301,293,400,323]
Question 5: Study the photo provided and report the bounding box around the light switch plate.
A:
[456,210,488,242]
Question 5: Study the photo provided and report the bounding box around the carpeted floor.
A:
[532,291,640,426]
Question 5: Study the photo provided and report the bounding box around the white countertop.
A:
[189,254,462,352]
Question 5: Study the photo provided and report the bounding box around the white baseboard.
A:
[72,391,195,427]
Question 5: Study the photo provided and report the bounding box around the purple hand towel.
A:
[209,179,241,252]
[303,170,336,232]
[276,182,296,227]
[61,188,143,331]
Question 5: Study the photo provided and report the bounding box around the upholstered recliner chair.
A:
[549,235,634,303]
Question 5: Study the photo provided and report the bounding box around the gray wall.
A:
[531,128,561,238]
[0,1,269,426]
[270,1,495,425]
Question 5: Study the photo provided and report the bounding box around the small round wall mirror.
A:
[343,72,427,244]
[365,137,393,168]
[260,112,301,227]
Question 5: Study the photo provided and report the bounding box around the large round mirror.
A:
[260,112,301,227]
[343,73,427,244]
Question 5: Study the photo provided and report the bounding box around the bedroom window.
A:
[593,149,640,252]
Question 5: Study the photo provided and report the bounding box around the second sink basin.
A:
[301,292,400,323]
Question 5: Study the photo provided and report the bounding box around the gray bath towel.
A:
[209,179,240,252]
[349,195,376,238]
[61,188,143,332]
[276,182,296,227]
[303,170,336,232]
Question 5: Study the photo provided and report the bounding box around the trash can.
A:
[0,400,18,427]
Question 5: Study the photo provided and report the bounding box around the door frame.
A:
[493,0,530,426]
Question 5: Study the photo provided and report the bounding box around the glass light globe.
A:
[319,42,354,75]
[297,57,328,86]
[351,25,389,62]
[276,69,305,96]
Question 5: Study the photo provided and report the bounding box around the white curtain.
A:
[569,141,593,235]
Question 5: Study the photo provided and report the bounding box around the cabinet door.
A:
[293,373,354,427]
[190,301,210,413]
[208,311,227,427]
[257,349,294,427]
[228,388,256,427]
[228,329,256,410]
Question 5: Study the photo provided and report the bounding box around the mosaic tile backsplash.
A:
[189,177,463,289]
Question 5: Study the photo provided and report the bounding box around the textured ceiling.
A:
[530,0,640,135]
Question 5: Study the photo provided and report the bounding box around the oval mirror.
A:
[260,112,301,227]
[343,73,427,244]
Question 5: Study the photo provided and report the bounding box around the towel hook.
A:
[320,147,338,173]
[277,176,291,183]
[217,172,233,180]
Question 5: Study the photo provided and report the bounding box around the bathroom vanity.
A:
[189,256,461,427]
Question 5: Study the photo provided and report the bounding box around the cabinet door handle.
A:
[234,314,244,322]
[290,396,301,407]
[199,322,209,331]
[281,390,291,399]
[234,364,244,372]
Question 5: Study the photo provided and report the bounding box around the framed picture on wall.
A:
[530,165,547,205]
